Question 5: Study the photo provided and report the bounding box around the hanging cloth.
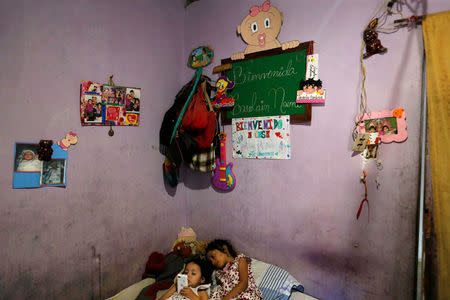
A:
[422,10,450,300]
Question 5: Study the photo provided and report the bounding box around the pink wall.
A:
[0,0,187,298]
[182,1,449,300]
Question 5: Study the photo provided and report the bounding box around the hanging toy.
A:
[211,76,235,109]
[188,46,214,69]
[363,18,387,59]
[170,46,214,145]
[212,132,236,192]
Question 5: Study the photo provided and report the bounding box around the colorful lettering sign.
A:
[232,115,291,159]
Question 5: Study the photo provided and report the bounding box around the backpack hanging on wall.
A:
[188,82,218,173]
[159,76,216,186]
[189,80,216,150]
[160,46,216,186]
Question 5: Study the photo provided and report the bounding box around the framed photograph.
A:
[14,143,42,172]
[102,85,126,105]
[40,159,66,186]
[81,80,101,95]
[82,94,103,124]
[356,109,407,143]
[125,88,141,113]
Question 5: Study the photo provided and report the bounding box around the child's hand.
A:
[180,287,196,299]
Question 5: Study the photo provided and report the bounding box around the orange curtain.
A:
[422,10,450,300]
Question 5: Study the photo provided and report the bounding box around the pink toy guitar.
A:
[212,132,236,191]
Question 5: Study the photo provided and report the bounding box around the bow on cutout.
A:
[250,0,271,16]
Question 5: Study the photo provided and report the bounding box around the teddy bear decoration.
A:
[37,140,54,161]
[363,18,387,59]
[231,0,300,60]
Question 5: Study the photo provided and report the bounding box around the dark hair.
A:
[299,78,322,89]
[205,239,238,258]
[186,257,213,284]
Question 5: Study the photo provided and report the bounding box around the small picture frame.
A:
[356,109,407,143]
[14,143,42,172]
[125,88,141,113]
[40,159,66,186]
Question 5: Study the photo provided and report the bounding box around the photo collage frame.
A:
[13,143,68,188]
[80,80,140,126]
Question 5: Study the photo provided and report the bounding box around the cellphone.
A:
[177,274,188,292]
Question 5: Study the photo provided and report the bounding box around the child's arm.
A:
[159,284,176,300]
[222,257,249,300]
[180,287,209,300]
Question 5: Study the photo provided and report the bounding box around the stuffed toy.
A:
[172,227,197,249]
[173,241,193,258]
[363,18,387,59]
[171,227,197,258]
[195,240,208,255]
[144,251,166,276]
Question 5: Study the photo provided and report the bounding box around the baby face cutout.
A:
[65,133,78,145]
[238,4,283,50]
[231,1,299,60]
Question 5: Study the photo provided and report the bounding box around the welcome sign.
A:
[221,43,312,124]
[232,115,291,159]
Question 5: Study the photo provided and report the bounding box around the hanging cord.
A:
[352,0,405,141]
[170,68,203,143]
[356,170,370,220]
[352,41,370,140]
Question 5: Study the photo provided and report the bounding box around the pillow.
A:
[252,259,304,300]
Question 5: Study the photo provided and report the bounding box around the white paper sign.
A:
[232,115,291,159]
[306,54,319,80]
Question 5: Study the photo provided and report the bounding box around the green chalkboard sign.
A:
[221,42,312,124]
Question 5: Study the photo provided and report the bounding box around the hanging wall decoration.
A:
[232,115,291,159]
[362,18,388,59]
[355,109,407,143]
[296,54,326,103]
[12,132,78,189]
[231,0,299,60]
[211,75,235,109]
[213,1,312,124]
[212,132,236,192]
[352,1,412,220]
[80,80,140,126]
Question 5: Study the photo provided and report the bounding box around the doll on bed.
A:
[206,239,262,300]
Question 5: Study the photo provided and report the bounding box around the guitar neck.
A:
[220,138,226,164]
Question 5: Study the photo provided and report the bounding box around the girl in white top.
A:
[160,258,211,300]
